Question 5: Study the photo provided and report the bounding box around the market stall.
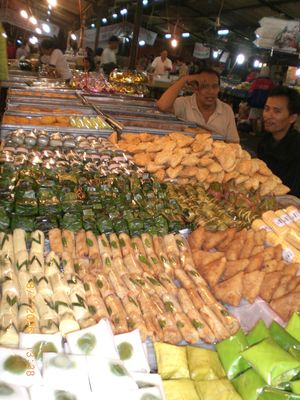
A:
[0,73,300,400]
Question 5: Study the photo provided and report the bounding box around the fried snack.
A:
[259,271,282,302]
[166,166,183,179]
[223,259,249,280]
[198,257,226,288]
[214,272,244,307]
[193,250,224,268]
[270,290,300,321]
[244,252,264,272]
[133,153,153,167]
[187,227,205,250]
[242,271,265,303]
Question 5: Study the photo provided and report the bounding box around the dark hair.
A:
[176,56,185,63]
[197,67,221,85]
[41,39,56,50]
[268,86,300,115]
[108,35,119,43]
[96,47,103,56]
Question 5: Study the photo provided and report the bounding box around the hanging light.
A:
[253,59,260,68]
[70,33,77,41]
[171,38,178,48]
[236,53,245,65]
[139,40,145,46]
[164,33,171,39]
[143,0,148,5]
[2,32,7,38]
[47,0,57,6]
[42,23,51,33]
[91,23,95,28]
[217,28,229,35]
[120,8,128,16]
[20,10,28,19]
[112,13,118,19]
[47,10,51,15]
[102,18,108,23]
[29,36,38,45]
[35,27,42,35]
[182,32,190,38]
[29,16,37,25]
[213,50,219,59]
[295,68,300,77]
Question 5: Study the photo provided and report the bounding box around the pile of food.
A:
[70,73,115,94]
[10,89,77,99]
[114,131,289,196]
[188,226,300,320]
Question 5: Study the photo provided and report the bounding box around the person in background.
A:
[157,67,239,143]
[94,47,103,67]
[150,50,172,75]
[83,57,95,72]
[248,66,274,135]
[101,36,120,75]
[246,69,257,83]
[176,57,188,77]
[257,86,300,197]
[16,41,29,59]
[40,39,72,82]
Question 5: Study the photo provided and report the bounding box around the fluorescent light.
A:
[112,13,118,19]
[171,38,178,48]
[91,23,95,28]
[296,68,300,77]
[29,36,38,45]
[213,50,219,59]
[120,8,128,16]
[2,32,7,38]
[35,27,42,35]
[236,53,245,65]
[102,18,108,23]
[16,39,22,44]
[125,37,130,43]
[139,40,145,46]
[182,32,190,38]
[164,33,171,39]
[29,16,37,25]
[70,33,77,41]
[258,62,263,68]
[143,0,148,4]
[42,23,51,33]
[218,28,229,35]
[47,0,56,6]
[20,10,28,19]
[253,59,260,68]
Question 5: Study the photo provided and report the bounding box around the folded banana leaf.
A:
[15,199,38,216]
[10,214,36,231]
[96,217,114,234]
[60,212,82,232]
[0,207,10,231]
[36,215,59,232]
[113,219,129,234]
[128,219,144,236]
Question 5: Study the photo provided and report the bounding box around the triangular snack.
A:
[214,272,244,307]
[203,231,228,251]
[259,271,282,302]
[223,259,249,280]
[199,257,227,287]
[188,227,205,250]
[245,252,264,272]
[217,228,237,251]
[242,271,265,303]
[192,250,224,268]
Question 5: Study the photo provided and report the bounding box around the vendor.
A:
[40,39,72,82]
[101,36,119,75]
[156,68,239,143]
[150,50,172,76]
[257,86,300,197]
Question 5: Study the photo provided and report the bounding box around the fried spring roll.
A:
[28,253,44,275]
[49,228,63,255]
[174,312,199,344]
[111,257,128,277]
[86,294,109,322]
[131,237,147,258]
[45,251,61,277]
[174,269,195,289]
[104,294,128,334]
[122,274,141,295]
[179,251,197,271]
[86,231,100,259]
[162,293,183,314]
[123,253,143,274]
[96,273,114,298]
[108,270,129,299]
[174,234,191,254]
[109,233,122,259]
[152,235,173,276]
[13,229,26,255]
[164,234,180,256]
[74,258,89,279]
[143,273,167,297]
[118,233,133,257]
[185,269,208,287]
[159,273,178,294]
[137,291,163,341]
[97,234,112,257]
[121,294,143,321]
[75,229,89,258]
[62,229,75,256]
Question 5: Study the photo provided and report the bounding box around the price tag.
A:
[273,217,286,228]
[282,248,295,263]
[259,225,272,232]
[288,210,300,222]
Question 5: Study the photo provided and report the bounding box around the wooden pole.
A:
[129,0,143,70]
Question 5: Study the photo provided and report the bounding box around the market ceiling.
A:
[19,0,300,48]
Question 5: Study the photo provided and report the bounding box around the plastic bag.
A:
[163,379,198,400]
[187,346,225,381]
[286,313,300,341]
[194,379,242,400]
[270,321,299,351]
[154,343,189,380]
[247,320,270,346]
[232,368,265,400]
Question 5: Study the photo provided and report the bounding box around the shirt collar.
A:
[191,94,223,114]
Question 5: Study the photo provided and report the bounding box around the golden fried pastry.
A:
[181,155,200,167]
[133,153,153,167]
[166,166,183,179]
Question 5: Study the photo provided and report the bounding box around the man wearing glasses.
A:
[157,68,239,143]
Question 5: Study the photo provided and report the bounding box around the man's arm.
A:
[156,75,191,112]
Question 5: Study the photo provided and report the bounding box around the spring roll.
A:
[45,251,61,276]
[111,256,128,276]
[185,269,208,287]
[143,273,167,297]
[89,256,102,276]
[174,269,195,289]
[162,293,183,314]
[174,234,192,254]
[62,229,75,256]
[119,233,134,257]
[131,237,146,257]
[174,312,199,344]
[97,234,112,257]
[96,273,114,298]
[70,291,90,321]
[137,290,163,341]
[104,294,128,334]
[163,234,180,256]
[15,250,28,272]
[0,233,13,255]
[35,275,53,298]
[62,251,75,276]
[121,294,143,321]
[122,274,142,295]
[123,253,143,274]
[86,294,109,322]
[159,273,178,294]
[109,233,122,259]
[74,258,89,279]
[75,229,88,258]
[28,253,44,275]
[49,228,63,255]
[30,230,45,255]
[13,228,27,255]
[50,273,70,295]
[108,270,128,299]
[135,273,156,295]
[86,231,100,258]
[0,252,14,278]
[179,251,197,271]
[153,235,171,272]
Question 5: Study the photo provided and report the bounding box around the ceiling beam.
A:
[257,0,294,19]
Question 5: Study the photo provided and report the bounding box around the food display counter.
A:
[0,73,300,400]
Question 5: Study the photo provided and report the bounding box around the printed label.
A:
[288,210,300,222]
[259,224,272,232]
[273,217,286,228]
[282,248,295,263]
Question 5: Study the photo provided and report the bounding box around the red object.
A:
[246,71,257,82]
[7,42,16,59]
[249,77,274,93]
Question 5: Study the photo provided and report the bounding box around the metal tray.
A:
[6,103,97,115]
[84,95,156,108]
[94,104,177,120]
[7,96,84,106]
[8,87,78,95]
[1,124,114,139]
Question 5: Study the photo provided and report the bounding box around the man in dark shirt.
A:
[257,86,300,197]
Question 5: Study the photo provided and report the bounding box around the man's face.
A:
[161,51,168,60]
[109,41,119,50]
[263,96,297,135]
[194,72,220,107]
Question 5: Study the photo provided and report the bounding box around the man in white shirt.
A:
[157,68,239,143]
[40,39,72,81]
[16,42,29,59]
[101,36,119,75]
[151,50,172,75]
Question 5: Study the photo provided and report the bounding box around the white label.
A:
[273,217,286,228]
[288,210,300,222]
[282,248,295,263]
[281,214,293,225]
[259,225,272,232]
